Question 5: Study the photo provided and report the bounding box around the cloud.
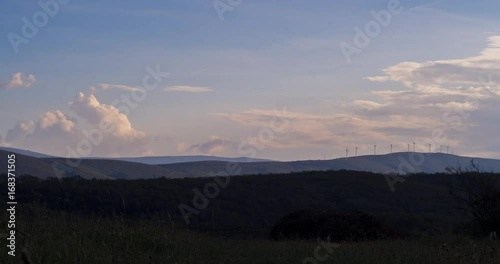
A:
[4,92,152,157]
[366,36,500,87]
[69,92,144,139]
[362,37,500,125]
[98,83,144,92]
[352,100,387,111]
[180,136,234,155]
[5,120,35,144]
[38,111,76,132]
[4,111,79,151]
[212,104,456,154]
[357,36,500,156]
[214,109,383,148]
[164,86,213,93]
[210,37,500,157]
[1,72,36,90]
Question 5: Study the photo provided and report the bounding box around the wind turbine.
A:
[390,144,393,154]
[355,147,358,157]
[413,142,416,152]
[408,143,410,152]
[374,144,377,155]
[428,143,431,153]
[346,147,349,159]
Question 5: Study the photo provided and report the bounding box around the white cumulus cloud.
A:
[3,92,152,157]
[1,72,36,90]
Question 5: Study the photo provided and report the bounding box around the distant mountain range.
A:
[87,155,272,165]
[0,147,270,164]
[0,147,55,158]
[1,147,500,180]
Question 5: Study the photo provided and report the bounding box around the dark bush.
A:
[269,209,402,242]
[448,168,500,237]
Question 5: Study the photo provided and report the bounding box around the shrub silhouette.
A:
[269,209,401,242]
[448,162,500,237]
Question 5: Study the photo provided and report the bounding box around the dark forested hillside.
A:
[2,170,486,239]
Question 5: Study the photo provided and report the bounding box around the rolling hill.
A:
[0,150,112,179]
[86,155,272,165]
[0,146,54,158]
[159,152,500,177]
[0,147,271,164]
[1,147,500,179]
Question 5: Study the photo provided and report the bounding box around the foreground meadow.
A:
[1,206,498,264]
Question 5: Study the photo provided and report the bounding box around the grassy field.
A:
[1,206,499,264]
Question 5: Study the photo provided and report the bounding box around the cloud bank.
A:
[214,36,500,157]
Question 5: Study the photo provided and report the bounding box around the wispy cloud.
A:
[366,36,500,87]
[164,86,213,93]
[210,36,500,157]
[178,136,233,154]
[98,83,144,92]
[1,72,36,90]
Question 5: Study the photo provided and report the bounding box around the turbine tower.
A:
[374,144,377,155]
[408,143,410,152]
[355,147,358,157]
[413,142,416,152]
[390,144,393,154]
[346,147,349,159]
[428,143,431,153]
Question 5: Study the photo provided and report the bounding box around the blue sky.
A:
[1,0,500,160]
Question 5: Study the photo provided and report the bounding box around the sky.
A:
[1,0,500,161]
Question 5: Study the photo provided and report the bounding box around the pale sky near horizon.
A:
[1,0,500,161]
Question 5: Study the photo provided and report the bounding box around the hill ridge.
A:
[1,148,500,179]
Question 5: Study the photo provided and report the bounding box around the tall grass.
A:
[1,205,498,264]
